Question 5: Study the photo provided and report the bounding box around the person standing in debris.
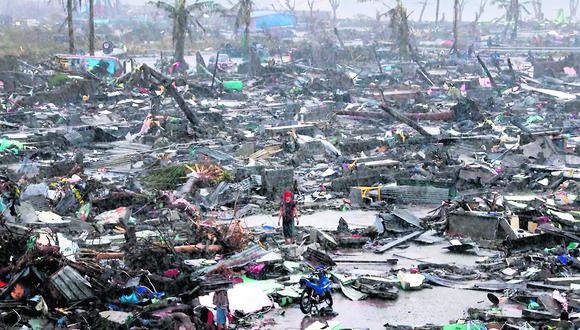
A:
[278,191,299,244]
[213,288,229,330]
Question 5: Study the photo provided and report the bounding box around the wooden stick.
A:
[94,244,222,260]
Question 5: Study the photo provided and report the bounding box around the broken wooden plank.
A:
[335,109,454,121]
[333,259,398,264]
[375,231,424,254]
[476,54,498,91]
[95,244,223,259]
[379,104,435,139]
[392,209,423,229]
[498,217,519,240]
[141,64,200,127]
[520,84,578,100]
[528,281,571,292]
[547,277,580,285]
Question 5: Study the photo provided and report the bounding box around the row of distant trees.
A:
[55,0,255,67]
[55,0,580,66]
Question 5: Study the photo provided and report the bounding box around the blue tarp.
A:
[253,12,295,30]
[86,58,116,75]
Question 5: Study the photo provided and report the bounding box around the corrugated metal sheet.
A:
[192,146,235,163]
[381,185,450,204]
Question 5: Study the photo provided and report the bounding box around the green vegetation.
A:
[143,164,190,190]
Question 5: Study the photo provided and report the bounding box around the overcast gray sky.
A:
[265,0,573,20]
[212,0,574,21]
[2,0,576,21]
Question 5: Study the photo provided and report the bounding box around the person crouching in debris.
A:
[278,191,299,244]
[213,288,229,330]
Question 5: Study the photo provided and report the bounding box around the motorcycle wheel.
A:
[299,289,313,314]
[324,292,333,308]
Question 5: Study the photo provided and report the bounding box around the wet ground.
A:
[265,236,493,329]
[243,208,495,328]
[243,209,381,230]
[269,286,488,329]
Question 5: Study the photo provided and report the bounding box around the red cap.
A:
[284,191,292,198]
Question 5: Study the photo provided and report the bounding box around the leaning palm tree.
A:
[151,0,222,69]
[232,0,255,66]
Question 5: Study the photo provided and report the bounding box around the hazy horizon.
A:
[0,0,577,22]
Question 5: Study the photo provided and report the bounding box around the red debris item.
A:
[245,263,266,274]
[207,309,214,325]
[0,280,5,288]
[163,269,180,277]
[409,267,419,274]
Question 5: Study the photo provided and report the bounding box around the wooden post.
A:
[211,51,220,89]
[476,54,498,91]
[379,104,435,139]
[142,64,200,127]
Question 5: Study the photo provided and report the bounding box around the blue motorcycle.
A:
[299,266,334,314]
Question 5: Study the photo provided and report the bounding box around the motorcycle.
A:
[299,266,334,314]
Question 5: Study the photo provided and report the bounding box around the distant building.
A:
[293,10,332,22]
[0,15,12,26]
